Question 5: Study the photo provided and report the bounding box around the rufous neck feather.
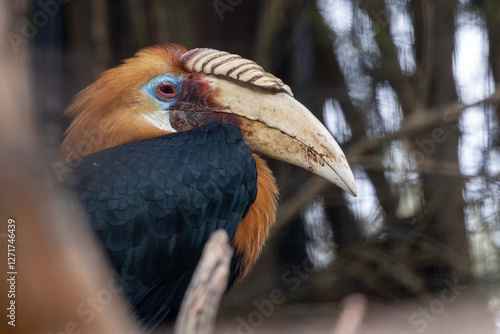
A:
[232,155,278,278]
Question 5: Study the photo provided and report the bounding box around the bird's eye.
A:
[156,82,177,100]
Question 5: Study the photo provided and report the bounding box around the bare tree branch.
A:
[175,230,233,334]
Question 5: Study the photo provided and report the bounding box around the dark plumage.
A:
[64,121,256,327]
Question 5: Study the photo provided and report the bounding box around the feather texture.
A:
[64,122,257,329]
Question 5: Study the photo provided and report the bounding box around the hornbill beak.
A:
[174,49,357,197]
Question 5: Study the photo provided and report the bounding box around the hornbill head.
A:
[59,44,357,196]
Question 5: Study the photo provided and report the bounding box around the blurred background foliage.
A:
[8,0,500,327]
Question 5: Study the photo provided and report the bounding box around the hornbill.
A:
[59,44,357,329]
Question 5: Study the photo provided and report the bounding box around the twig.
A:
[331,294,367,334]
[174,230,233,334]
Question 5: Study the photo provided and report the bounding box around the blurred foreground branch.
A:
[331,294,367,334]
[0,1,137,333]
[175,230,233,334]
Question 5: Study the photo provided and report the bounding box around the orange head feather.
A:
[58,44,188,164]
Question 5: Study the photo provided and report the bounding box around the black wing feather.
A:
[65,121,257,330]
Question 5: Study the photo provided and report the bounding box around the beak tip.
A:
[347,184,358,197]
[322,169,357,197]
[336,175,357,197]
[326,157,357,197]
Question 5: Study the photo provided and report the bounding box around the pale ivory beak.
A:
[181,49,357,196]
[205,77,357,196]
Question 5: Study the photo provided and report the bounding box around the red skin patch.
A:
[170,74,241,131]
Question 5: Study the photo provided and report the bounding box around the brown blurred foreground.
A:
[0,0,137,333]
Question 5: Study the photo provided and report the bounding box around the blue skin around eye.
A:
[142,74,182,110]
